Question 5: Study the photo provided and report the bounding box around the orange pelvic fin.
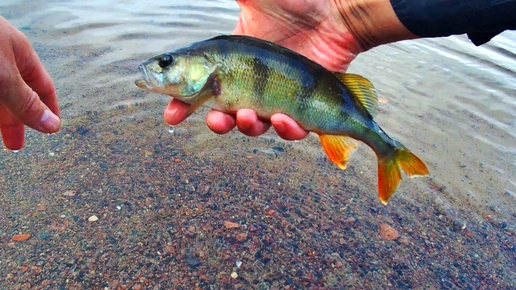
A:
[319,134,359,170]
[378,147,429,204]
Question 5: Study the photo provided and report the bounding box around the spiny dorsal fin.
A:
[335,73,378,116]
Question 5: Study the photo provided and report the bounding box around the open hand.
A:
[0,17,60,150]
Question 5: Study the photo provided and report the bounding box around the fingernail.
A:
[271,119,284,131]
[41,109,61,132]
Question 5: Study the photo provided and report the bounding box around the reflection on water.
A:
[1,0,515,288]
[352,34,515,219]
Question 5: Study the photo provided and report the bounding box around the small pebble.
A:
[398,235,410,245]
[63,190,76,197]
[271,146,285,153]
[39,232,52,240]
[88,215,99,222]
[379,223,399,241]
[185,257,201,267]
[12,234,32,242]
[224,221,240,229]
[236,233,248,242]
[378,97,389,103]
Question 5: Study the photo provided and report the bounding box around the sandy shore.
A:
[1,104,514,288]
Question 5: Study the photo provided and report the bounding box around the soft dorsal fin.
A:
[335,73,378,116]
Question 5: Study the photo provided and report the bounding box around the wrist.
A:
[333,0,418,51]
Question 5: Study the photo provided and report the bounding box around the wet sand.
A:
[1,73,514,288]
[1,0,515,289]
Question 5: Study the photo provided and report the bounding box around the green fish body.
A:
[136,35,429,203]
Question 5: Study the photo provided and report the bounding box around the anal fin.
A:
[319,134,359,170]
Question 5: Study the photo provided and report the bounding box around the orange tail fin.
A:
[378,147,429,204]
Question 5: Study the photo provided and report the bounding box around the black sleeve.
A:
[390,0,516,45]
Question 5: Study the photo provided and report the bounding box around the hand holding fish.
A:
[163,0,416,140]
[0,17,60,150]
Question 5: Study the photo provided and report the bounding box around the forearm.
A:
[334,0,419,52]
[390,0,516,45]
[335,0,516,50]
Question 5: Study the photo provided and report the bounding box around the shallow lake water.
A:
[1,0,515,289]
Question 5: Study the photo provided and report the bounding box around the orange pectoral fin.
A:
[185,69,220,117]
[319,134,359,170]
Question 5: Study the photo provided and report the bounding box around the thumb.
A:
[3,76,60,133]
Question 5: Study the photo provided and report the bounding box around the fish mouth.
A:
[135,64,163,89]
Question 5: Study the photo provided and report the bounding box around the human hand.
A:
[164,0,414,140]
[0,17,60,150]
[164,0,354,140]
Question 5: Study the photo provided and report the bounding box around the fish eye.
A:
[158,54,174,68]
